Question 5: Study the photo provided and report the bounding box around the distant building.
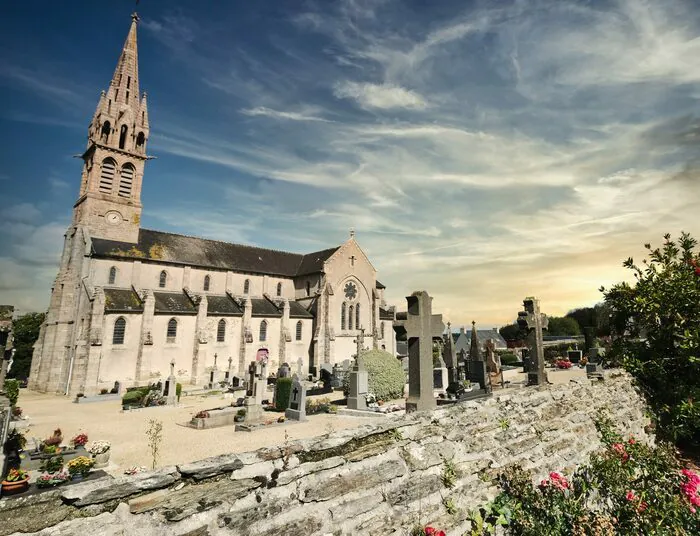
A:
[451,326,507,359]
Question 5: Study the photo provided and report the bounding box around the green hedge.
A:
[274,377,293,411]
[499,352,519,365]
[122,388,147,405]
[342,349,406,401]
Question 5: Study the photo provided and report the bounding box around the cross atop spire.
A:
[108,13,141,110]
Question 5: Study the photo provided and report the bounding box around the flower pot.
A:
[92,450,110,468]
[70,472,84,482]
[1,477,30,495]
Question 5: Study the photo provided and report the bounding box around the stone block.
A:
[275,456,346,487]
[301,458,406,502]
[159,478,261,521]
[61,466,180,506]
[178,454,245,480]
[385,473,442,506]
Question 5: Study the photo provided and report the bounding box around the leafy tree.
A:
[8,312,45,381]
[566,303,612,337]
[546,316,581,336]
[499,323,526,342]
[601,233,700,447]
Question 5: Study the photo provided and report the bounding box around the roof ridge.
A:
[141,228,338,259]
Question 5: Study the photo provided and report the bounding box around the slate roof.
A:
[206,295,243,317]
[91,229,339,277]
[289,301,313,319]
[251,298,282,318]
[153,292,196,315]
[104,289,143,313]
[375,280,386,289]
[379,306,395,320]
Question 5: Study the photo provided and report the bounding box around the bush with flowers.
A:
[410,526,446,536]
[71,433,88,448]
[3,468,29,482]
[66,455,94,477]
[35,472,70,489]
[468,414,700,535]
[601,233,700,448]
[554,359,573,369]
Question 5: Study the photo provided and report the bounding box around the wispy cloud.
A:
[333,81,428,109]
[240,106,332,122]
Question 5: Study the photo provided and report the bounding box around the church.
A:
[28,14,397,396]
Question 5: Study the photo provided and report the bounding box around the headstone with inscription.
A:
[164,360,178,406]
[285,376,307,421]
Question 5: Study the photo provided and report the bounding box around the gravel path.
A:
[16,388,385,474]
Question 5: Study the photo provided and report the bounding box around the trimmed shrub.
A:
[274,377,293,411]
[499,352,519,366]
[342,349,405,401]
[122,389,146,405]
[4,379,20,406]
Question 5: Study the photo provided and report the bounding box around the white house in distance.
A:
[28,14,396,396]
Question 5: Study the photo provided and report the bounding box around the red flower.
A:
[628,437,636,445]
[637,501,648,513]
[612,443,629,461]
[695,268,700,276]
[424,528,436,536]
[626,490,636,501]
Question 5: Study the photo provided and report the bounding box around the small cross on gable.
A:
[350,255,356,267]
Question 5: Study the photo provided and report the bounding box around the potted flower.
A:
[71,433,89,450]
[35,472,70,489]
[40,453,64,474]
[234,408,246,422]
[1,468,30,495]
[66,456,95,480]
[87,440,111,468]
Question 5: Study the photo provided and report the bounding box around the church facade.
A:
[28,14,396,396]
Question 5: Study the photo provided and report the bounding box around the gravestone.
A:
[244,358,267,422]
[442,322,458,384]
[110,380,121,394]
[404,291,443,413]
[277,362,291,379]
[296,358,304,378]
[485,339,501,374]
[521,348,531,373]
[225,356,234,384]
[347,328,369,410]
[465,359,492,394]
[583,327,596,353]
[433,355,449,392]
[517,297,548,386]
[208,353,220,389]
[469,321,482,361]
[567,350,583,364]
[285,376,307,421]
[165,360,177,406]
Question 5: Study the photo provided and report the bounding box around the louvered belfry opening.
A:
[99,158,116,193]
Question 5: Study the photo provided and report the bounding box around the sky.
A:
[1,0,700,327]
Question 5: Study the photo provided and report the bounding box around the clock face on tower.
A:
[344,281,357,300]
[105,211,122,225]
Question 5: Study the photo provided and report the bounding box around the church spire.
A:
[107,12,140,110]
[469,320,482,361]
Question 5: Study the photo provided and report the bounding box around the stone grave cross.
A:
[517,297,548,386]
[404,290,443,413]
[442,321,458,384]
[347,327,369,410]
[165,359,177,406]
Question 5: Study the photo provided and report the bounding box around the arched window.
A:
[118,164,134,198]
[348,305,354,330]
[217,319,226,342]
[159,271,167,288]
[259,320,267,342]
[203,275,211,291]
[136,131,145,150]
[108,266,117,285]
[276,282,282,297]
[99,158,116,193]
[112,317,126,345]
[341,302,347,330]
[305,281,311,296]
[166,318,177,342]
[100,121,110,143]
[244,279,250,294]
[296,321,302,341]
[119,125,128,149]
[356,304,360,330]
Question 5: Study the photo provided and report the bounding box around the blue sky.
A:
[2,0,700,326]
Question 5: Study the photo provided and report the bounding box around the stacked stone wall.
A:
[1,372,650,536]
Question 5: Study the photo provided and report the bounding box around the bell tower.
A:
[73,13,149,243]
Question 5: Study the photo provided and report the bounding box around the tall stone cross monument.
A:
[347,327,368,410]
[517,297,549,386]
[405,291,443,413]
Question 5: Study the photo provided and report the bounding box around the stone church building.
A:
[28,14,397,396]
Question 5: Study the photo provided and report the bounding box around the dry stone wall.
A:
[2,372,650,536]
